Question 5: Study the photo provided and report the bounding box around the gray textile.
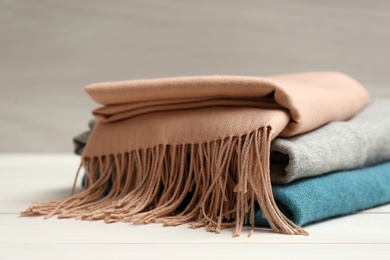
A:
[270,98,390,184]
[73,119,95,155]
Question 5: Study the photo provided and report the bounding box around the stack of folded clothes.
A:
[22,72,390,236]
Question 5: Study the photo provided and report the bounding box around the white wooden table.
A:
[1,154,389,259]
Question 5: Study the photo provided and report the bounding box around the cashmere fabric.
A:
[255,161,390,227]
[74,99,390,184]
[271,98,390,183]
[84,72,368,155]
[22,71,370,236]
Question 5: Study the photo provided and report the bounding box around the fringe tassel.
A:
[21,126,308,237]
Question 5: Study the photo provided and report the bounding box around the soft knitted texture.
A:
[271,98,390,184]
[255,161,390,227]
[22,72,369,236]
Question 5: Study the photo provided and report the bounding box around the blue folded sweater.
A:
[255,161,390,227]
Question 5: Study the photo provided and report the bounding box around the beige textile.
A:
[22,72,369,236]
[84,72,368,154]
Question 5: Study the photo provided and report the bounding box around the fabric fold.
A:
[21,71,369,236]
[86,72,369,137]
[271,98,390,183]
[255,161,390,227]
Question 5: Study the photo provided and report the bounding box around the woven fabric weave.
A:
[271,98,390,183]
[73,99,390,184]
[255,161,390,227]
[22,72,369,236]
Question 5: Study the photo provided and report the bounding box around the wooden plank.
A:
[359,204,390,213]
[1,244,390,260]
[0,154,82,213]
[1,213,389,244]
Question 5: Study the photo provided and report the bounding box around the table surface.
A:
[1,154,389,259]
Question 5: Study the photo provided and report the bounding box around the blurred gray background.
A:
[1,0,389,153]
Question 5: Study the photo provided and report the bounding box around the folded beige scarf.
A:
[22,72,369,236]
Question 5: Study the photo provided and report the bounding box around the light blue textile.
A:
[255,161,390,227]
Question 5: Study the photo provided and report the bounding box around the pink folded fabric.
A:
[22,71,369,236]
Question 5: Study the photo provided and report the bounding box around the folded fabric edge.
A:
[254,161,390,227]
[21,126,308,237]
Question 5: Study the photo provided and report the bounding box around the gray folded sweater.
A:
[270,98,390,183]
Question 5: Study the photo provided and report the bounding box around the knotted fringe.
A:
[21,126,307,237]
